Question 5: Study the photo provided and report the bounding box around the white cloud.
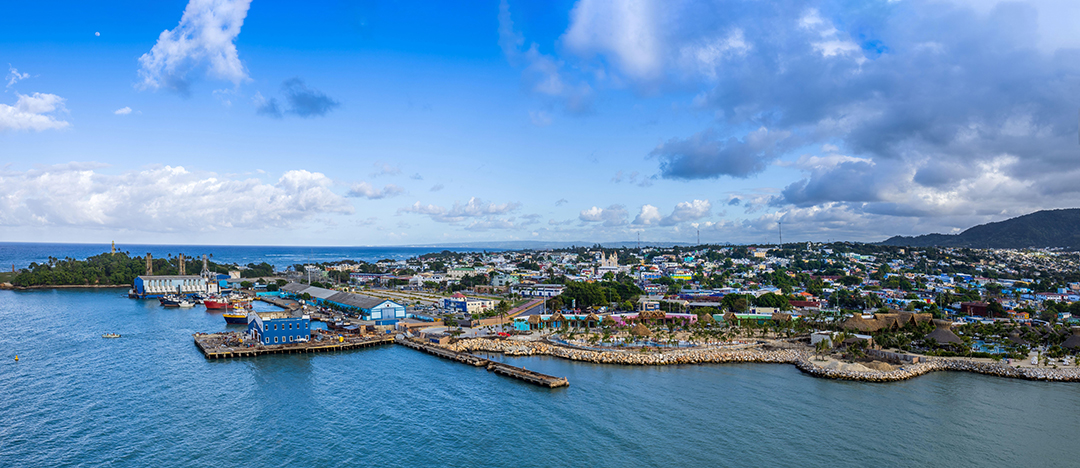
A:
[6,66,31,88]
[114,107,133,115]
[633,200,712,226]
[346,181,404,200]
[578,204,628,227]
[564,0,662,80]
[0,93,70,131]
[632,204,662,225]
[137,0,252,93]
[0,165,353,231]
[399,197,521,223]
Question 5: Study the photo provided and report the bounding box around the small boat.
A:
[223,312,250,324]
[102,333,121,339]
[160,295,181,307]
[178,300,195,308]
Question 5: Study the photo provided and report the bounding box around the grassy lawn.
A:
[0,271,16,283]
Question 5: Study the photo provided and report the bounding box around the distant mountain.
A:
[880,209,1080,249]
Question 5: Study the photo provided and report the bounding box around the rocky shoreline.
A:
[446,338,1080,383]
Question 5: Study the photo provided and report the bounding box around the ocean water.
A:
[0,242,490,271]
[2,288,1078,467]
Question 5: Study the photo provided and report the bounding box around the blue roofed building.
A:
[248,311,311,345]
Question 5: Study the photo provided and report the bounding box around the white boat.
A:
[178,300,195,308]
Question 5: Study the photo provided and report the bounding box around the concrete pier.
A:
[194,332,393,359]
[395,336,569,388]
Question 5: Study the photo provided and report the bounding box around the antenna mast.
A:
[779,222,782,247]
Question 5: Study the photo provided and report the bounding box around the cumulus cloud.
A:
[555,198,568,206]
[579,204,628,227]
[556,0,1080,234]
[632,200,712,226]
[0,93,70,131]
[346,182,404,200]
[399,197,521,224]
[430,183,444,192]
[114,107,133,115]
[137,0,252,94]
[0,164,353,231]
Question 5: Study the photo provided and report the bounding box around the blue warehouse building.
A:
[281,283,406,325]
[248,311,311,345]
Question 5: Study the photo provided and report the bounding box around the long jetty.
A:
[191,332,569,388]
[395,336,569,388]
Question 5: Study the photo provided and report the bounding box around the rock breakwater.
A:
[447,338,1080,383]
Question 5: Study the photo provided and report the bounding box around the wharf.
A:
[395,336,568,388]
[194,332,393,359]
[257,296,300,311]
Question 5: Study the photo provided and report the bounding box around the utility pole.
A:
[697,227,700,246]
[779,222,783,247]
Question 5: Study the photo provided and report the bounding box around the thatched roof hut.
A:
[630,322,652,337]
[698,313,715,324]
[844,314,883,333]
[723,311,737,322]
[639,309,666,321]
[527,315,541,325]
[771,312,792,322]
[1007,330,1029,346]
[1063,327,1080,350]
[585,313,600,323]
[550,312,565,323]
[601,316,616,327]
[925,319,961,345]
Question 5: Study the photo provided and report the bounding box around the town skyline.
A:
[4,0,1080,246]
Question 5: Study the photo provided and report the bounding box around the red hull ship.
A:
[204,298,233,310]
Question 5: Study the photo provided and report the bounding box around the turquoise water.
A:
[2,289,1079,467]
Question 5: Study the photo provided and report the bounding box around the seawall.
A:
[447,338,1080,383]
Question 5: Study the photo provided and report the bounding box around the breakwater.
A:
[448,338,1080,383]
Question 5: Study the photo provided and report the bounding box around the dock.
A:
[192,332,569,388]
[395,336,569,388]
[194,332,393,359]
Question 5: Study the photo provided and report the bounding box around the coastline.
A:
[447,338,1080,383]
[0,283,129,291]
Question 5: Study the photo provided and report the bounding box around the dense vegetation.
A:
[12,252,233,287]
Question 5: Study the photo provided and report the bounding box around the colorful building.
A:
[248,311,311,345]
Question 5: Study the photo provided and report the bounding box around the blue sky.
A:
[3,0,1080,246]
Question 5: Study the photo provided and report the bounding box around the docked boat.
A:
[178,299,195,308]
[102,333,121,338]
[223,311,250,324]
[160,295,182,307]
[204,297,231,310]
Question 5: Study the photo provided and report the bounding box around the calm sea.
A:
[0,242,492,271]
[1,288,1078,467]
